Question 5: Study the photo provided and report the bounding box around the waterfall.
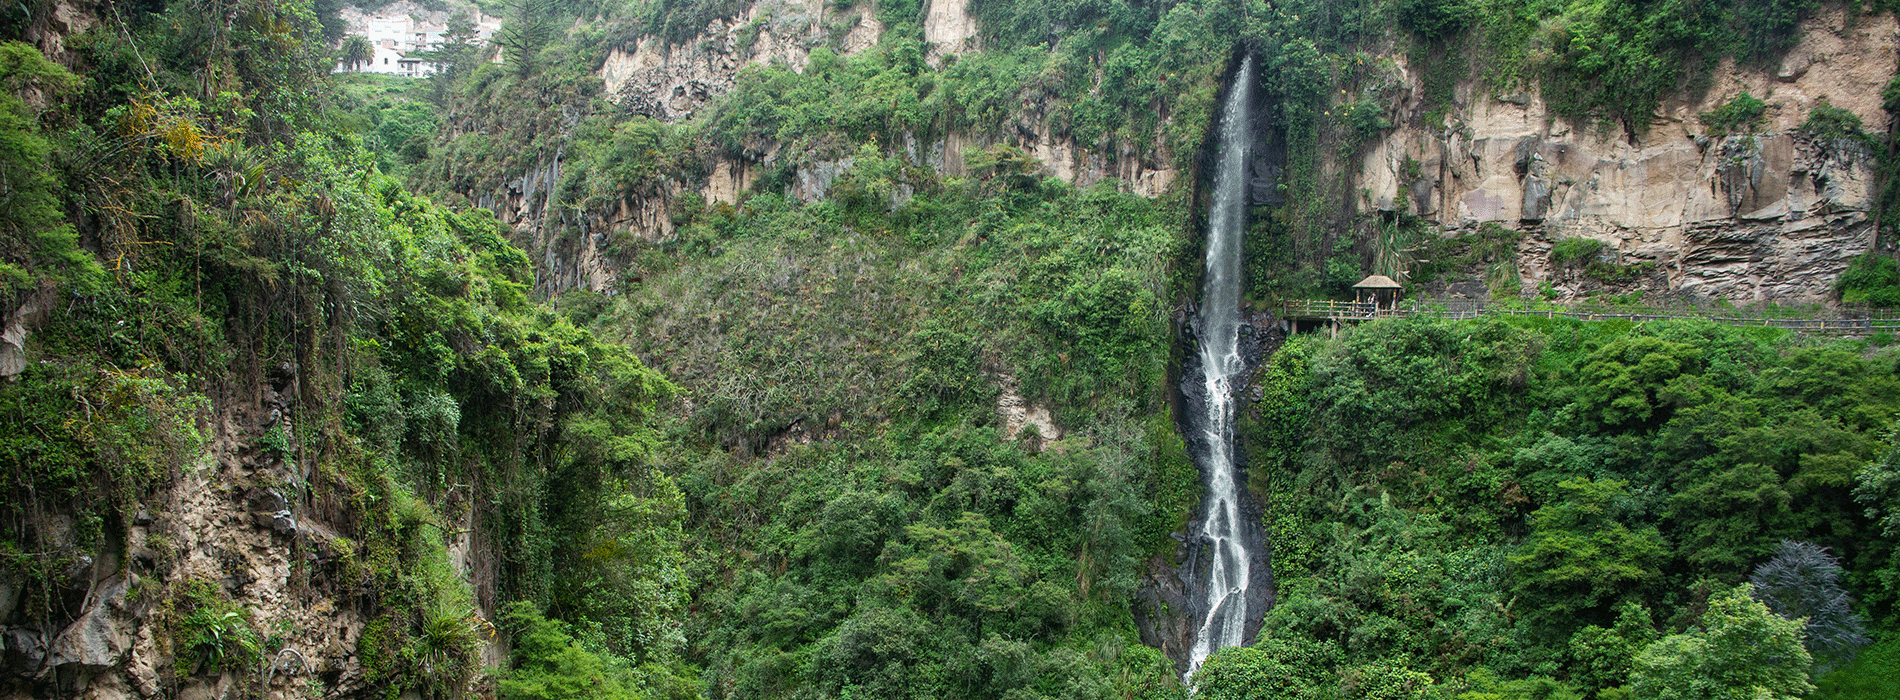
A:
[1185,55,1256,681]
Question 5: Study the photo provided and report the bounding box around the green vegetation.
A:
[1629,585,1814,700]
[398,10,1214,692]
[1548,237,1650,286]
[498,601,696,700]
[331,73,440,175]
[1837,252,1900,306]
[606,173,1179,432]
[1814,634,1900,699]
[1408,221,1523,295]
[588,172,1195,696]
[1195,315,1900,698]
[1699,92,1768,137]
[390,0,1900,695]
[1802,100,1871,143]
[0,41,96,299]
[409,0,1835,308]
[1478,0,1814,134]
[1548,237,1607,267]
[1,0,684,697]
[9,0,1900,696]
[169,581,264,678]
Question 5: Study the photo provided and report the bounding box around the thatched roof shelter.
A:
[1353,274,1404,309]
[1353,274,1404,290]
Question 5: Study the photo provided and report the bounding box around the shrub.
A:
[1699,92,1768,136]
[1628,585,1814,700]
[1837,252,1900,306]
[1398,0,1473,38]
[499,602,644,700]
[170,582,263,677]
[1799,100,1866,142]
[1344,99,1394,144]
[1549,237,1648,285]
[1510,478,1667,615]
[1549,238,1607,267]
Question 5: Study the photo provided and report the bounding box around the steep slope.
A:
[12,0,1900,697]
[405,0,1900,696]
[438,1,1898,309]
[1,3,688,699]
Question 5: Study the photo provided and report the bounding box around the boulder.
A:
[244,487,288,513]
[1521,158,1552,222]
[4,627,47,675]
[254,511,299,536]
[46,579,132,671]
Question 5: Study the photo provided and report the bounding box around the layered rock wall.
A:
[1358,7,1897,303]
[494,1,1896,304]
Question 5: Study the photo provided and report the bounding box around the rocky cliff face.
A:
[3,367,497,700]
[1358,6,1895,303]
[487,0,1181,295]
[599,0,885,122]
[518,3,1895,303]
[487,0,885,294]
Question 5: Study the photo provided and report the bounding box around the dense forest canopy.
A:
[4,0,1900,698]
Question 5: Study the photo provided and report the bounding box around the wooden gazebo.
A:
[1354,274,1405,313]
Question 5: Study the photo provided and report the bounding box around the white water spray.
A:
[1185,55,1255,682]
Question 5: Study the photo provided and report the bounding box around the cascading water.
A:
[1184,55,1257,682]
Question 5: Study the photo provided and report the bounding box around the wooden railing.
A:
[1279,299,1386,320]
[1280,299,1900,335]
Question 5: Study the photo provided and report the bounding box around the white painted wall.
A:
[331,0,503,76]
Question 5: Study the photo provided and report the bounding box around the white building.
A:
[332,0,503,77]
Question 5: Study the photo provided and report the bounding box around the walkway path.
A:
[1280,299,1900,335]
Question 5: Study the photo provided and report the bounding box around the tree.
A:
[1567,601,1658,695]
[1191,636,1342,700]
[421,14,484,103]
[341,35,374,72]
[1854,429,1900,618]
[1666,461,1791,570]
[1628,585,1814,700]
[495,0,561,76]
[1510,478,1667,618]
[1856,429,1900,540]
[498,602,644,700]
[1575,335,1702,430]
[1749,540,1870,672]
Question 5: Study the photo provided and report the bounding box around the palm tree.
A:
[341,35,374,72]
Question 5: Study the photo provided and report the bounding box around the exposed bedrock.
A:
[1354,6,1894,303]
